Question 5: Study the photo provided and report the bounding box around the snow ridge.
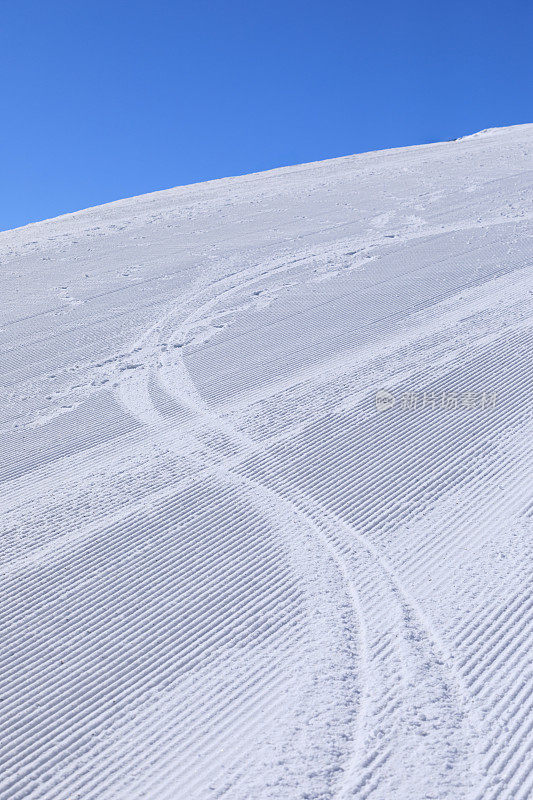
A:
[1,125,532,799]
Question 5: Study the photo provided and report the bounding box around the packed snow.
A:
[1,124,532,800]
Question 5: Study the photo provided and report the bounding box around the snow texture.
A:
[0,124,532,800]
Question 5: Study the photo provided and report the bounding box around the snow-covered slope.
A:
[1,124,532,800]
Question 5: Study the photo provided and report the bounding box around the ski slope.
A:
[1,124,532,800]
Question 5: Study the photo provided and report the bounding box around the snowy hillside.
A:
[1,124,532,800]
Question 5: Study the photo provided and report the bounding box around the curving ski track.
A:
[1,125,532,799]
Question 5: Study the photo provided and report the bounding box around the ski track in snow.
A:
[0,124,532,799]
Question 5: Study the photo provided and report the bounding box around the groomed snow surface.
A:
[1,124,532,800]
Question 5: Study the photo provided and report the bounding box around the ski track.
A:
[1,124,532,799]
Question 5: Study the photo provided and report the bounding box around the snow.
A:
[0,123,532,800]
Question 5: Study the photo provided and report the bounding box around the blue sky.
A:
[1,0,531,231]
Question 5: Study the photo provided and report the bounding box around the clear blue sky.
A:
[1,0,531,231]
